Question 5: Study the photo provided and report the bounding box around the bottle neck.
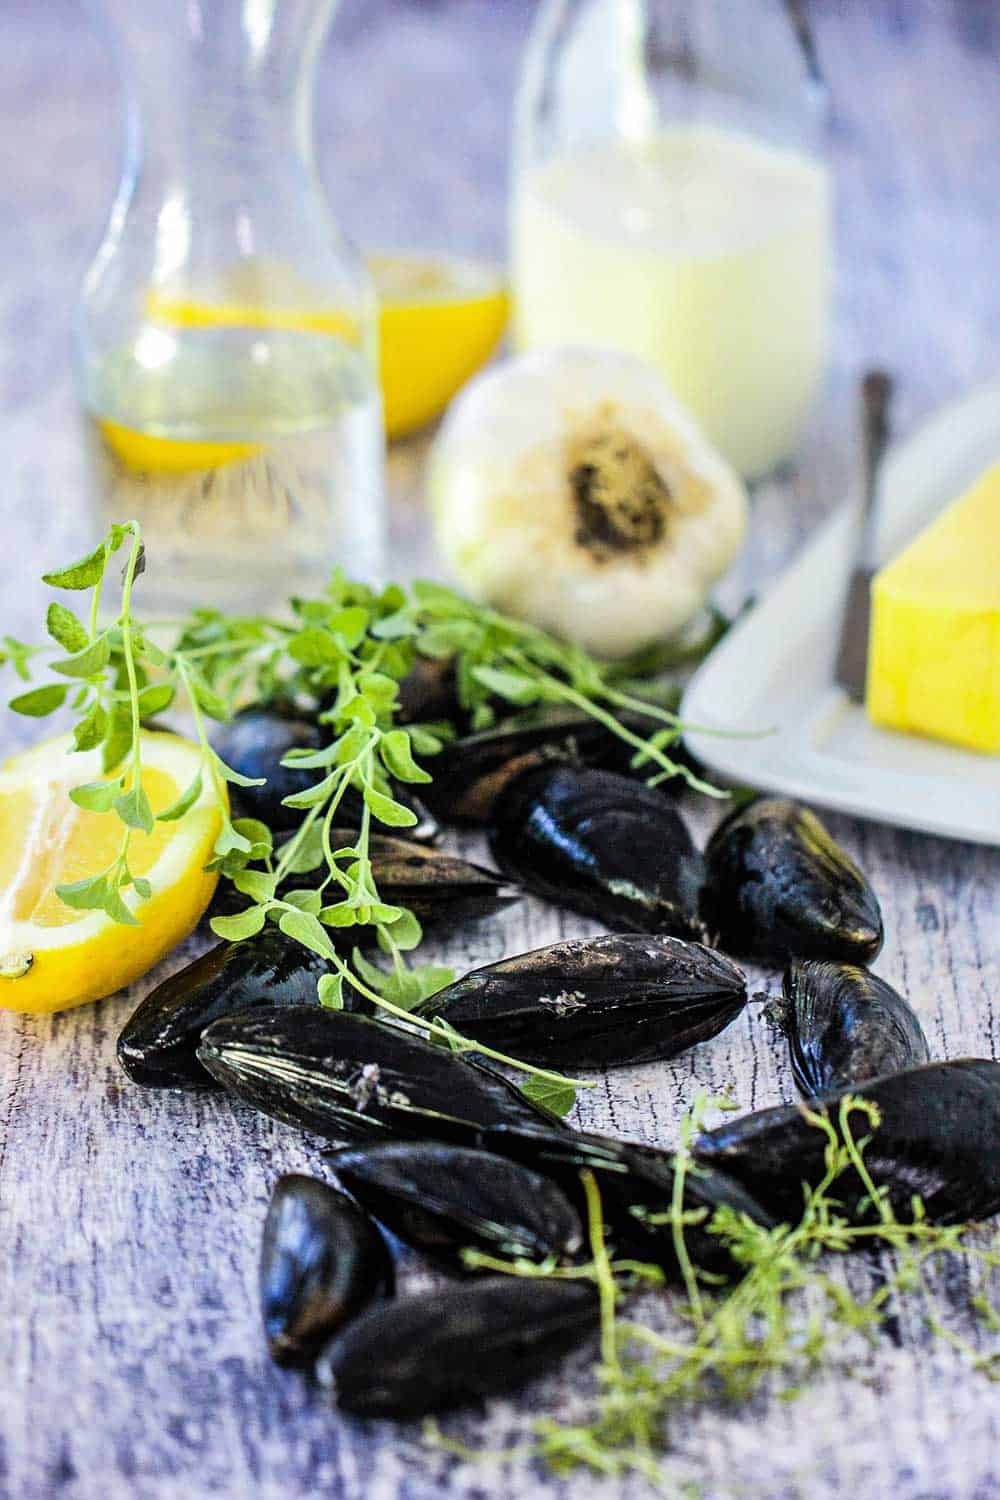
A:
[106,0,334,203]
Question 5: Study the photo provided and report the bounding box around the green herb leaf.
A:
[362,784,418,828]
[281,772,339,809]
[185,664,230,720]
[317,972,345,1009]
[471,665,542,706]
[519,1074,578,1119]
[46,602,89,654]
[0,635,39,681]
[208,748,266,788]
[101,704,133,774]
[130,875,153,901]
[278,908,339,961]
[9,683,68,717]
[50,633,112,679]
[156,770,203,822]
[319,901,358,928]
[377,907,423,952]
[211,906,268,941]
[69,778,123,813]
[279,824,326,874]
[73,701,108,752]
[232,869,278,903]
[379,729,432,785]
[114,784,155,835]
[281,888,322,915]
[136,682,175,718]
[42,542,109,591]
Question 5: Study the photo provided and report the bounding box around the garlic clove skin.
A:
[428,346,748,659]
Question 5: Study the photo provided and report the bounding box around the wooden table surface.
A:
[2,3,999,1497]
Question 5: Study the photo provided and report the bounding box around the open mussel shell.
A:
[479,1122,775,1279]
[419,706,686,826]
[260,1174,393,1368]
[701,797,884,964]
[490,764,707,940]
[784,960,930,1097]
[693,1059,1000,1225]
[316,1276,599,1417]
[213,706,439,842]
[197,1005,565,1145]
[417,934,746,1069]
[331,1142,583,1269]
[117,929,362,1088]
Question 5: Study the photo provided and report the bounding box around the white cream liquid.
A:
[511,124,832,477]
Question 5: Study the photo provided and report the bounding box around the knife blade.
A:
[834,370,894,702]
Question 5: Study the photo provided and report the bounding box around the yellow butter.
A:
[866,459,1000,752]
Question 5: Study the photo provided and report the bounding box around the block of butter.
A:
[866,459,1000,752]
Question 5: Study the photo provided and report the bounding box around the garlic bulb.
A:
[428,347,748,659]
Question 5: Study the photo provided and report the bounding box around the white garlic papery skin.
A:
[427,346,748,659]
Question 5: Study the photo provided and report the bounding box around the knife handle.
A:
[860,369,893,566]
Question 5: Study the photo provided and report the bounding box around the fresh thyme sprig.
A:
[7,521,723,1109]
[440,1095,1000,1483]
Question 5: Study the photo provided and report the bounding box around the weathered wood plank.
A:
[2,3,1000,1498]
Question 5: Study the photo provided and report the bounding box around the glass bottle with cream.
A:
[510,0,831,477]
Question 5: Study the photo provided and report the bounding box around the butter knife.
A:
[833,370,894,701]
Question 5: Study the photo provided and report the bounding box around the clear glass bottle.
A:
[76,0,385,615]
[510,0,831,478]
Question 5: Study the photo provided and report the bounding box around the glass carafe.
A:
[76,0,384,615]
[510,0,831,477]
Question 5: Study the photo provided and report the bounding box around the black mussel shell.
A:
[117,929,362,1088]
[479,1122,775,1278]
[419,707,682,826]
[395,656,462,726]
[701,797,883,964]
[213,707,440,841]
[784,960,930,1097]
[214,707,324,833]
[197,1005,565,1144]
[316,1276,598,1416]
[489,765,707,940]
[417,934,746,1069]
[331,1142,582,1268]
[327,828,520,928]
[208,829,519,928]
[260,1174,393,1367]
[693,1059,1000,1224]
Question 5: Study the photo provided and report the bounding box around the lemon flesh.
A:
[0,731,223,1014]
[370,254,509,439]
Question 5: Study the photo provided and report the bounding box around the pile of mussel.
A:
[116,696,1000,1418]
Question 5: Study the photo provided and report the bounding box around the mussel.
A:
[701,797,883,964]
[693,1059,1000,1224]
[490,764,707,940]
[213,706,439,841]
[331,1142,583,1268]
[419,706,686,826]
[316,1277,599,1416]
[213,707,324,834]
[417,934,746,1069]
[209,829,520,929]
[783,960,930,1097]
[326,829,520,929]
[117,929,360,1088]
[260,1174,393,1367]
[479,1122,775,1278]
[197,1005,565,1144]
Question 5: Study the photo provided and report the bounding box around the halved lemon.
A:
[0,731,223,1014]
[371,253,509,440]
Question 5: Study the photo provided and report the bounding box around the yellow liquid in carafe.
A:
[512,124,832,477]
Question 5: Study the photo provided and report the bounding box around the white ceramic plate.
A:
[681,378,1000,845]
